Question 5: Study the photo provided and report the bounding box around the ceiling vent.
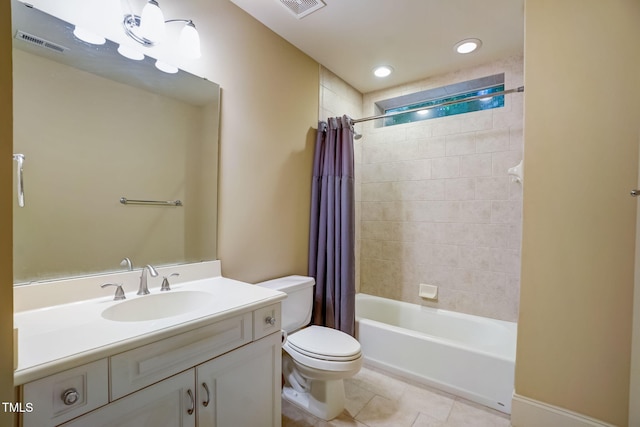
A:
[14,30,69,54]
[278,0,326,19]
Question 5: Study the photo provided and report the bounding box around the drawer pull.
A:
[265,316,276,326]
[201,382,210,407]
[61,388,79,406]
[187,389,195,415]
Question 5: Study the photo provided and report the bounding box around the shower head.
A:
[354,130,363,140]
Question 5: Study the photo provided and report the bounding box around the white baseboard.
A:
[511,394,616,427]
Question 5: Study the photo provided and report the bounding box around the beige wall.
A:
[516,0,640,425]
[0,0,14,424]
[358,56,523,322]
[203,0,319,282]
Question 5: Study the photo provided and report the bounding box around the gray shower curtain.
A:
[308,115,356,336]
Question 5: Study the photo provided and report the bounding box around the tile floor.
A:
[282,366,511,427]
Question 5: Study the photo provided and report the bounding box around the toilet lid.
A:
[286,325,361,361]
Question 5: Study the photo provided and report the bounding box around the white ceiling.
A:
[229,0,524,94]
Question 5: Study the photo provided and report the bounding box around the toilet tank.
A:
[256,275,315,333]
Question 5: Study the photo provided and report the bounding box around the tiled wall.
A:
[318,66,364,291]
[358,56,524,322]
[318,57,523,322]
[319,66,363,123]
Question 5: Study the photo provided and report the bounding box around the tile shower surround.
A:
[319,56,523,322]
[357,57,524,322]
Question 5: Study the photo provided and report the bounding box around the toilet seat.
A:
[286,325,361,361]
[284,326,362,372]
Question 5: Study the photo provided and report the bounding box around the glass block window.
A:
[375,74,505,127]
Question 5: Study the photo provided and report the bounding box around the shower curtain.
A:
[308,115,356,336]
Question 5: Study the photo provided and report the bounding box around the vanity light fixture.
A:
[122,0,202,59]
[73,26,106,45]
[155,60,179,74]
[454,38,482,54]
[373,65,393,78]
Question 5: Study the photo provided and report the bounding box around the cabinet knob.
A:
[61,388,79,406]
[265,316,276,326]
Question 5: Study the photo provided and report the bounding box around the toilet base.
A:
[282,378,345,421]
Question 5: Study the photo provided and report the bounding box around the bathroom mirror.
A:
[11,0,220,284]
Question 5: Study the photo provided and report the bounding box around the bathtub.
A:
[355,293,517,413]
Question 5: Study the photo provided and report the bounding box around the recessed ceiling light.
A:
[454,38,482,54]
[373,65,393,78]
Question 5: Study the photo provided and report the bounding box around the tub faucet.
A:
[137,264,158,295]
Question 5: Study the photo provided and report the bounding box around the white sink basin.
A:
[102,291,216,322]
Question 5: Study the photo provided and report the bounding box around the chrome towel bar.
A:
[120,197,183,206]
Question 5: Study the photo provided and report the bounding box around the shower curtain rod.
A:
[349,85,524,125]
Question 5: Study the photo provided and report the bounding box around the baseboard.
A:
[511,394,616,427]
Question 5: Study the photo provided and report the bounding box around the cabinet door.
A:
[197,332,282,427]
[61,370,196,427]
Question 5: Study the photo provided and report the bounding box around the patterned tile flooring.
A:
[282,366,511,427]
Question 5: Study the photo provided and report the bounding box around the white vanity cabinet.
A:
[59,334,281,427]
[196,332,282,426]
[21,302,283,427]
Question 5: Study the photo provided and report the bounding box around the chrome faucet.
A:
[137,264,158,295]
[161,273,180,292]
[101,283,126,301]
[120,257,133,271]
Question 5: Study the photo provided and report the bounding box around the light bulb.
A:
[139,0,165,43]
[73,26,106,45]
[155,60,178,74]
[117,44,144,60]
[180,21,201,59]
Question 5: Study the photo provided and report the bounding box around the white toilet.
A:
[257,275,362,421]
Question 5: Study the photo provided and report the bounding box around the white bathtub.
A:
[355,293,517,413]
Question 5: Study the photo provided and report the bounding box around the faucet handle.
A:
[101,283,126,301]
[160,273,180,292]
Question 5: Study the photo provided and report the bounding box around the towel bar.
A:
[120,197,183,206]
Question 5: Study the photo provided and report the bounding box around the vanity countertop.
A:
[14,265,286,385]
